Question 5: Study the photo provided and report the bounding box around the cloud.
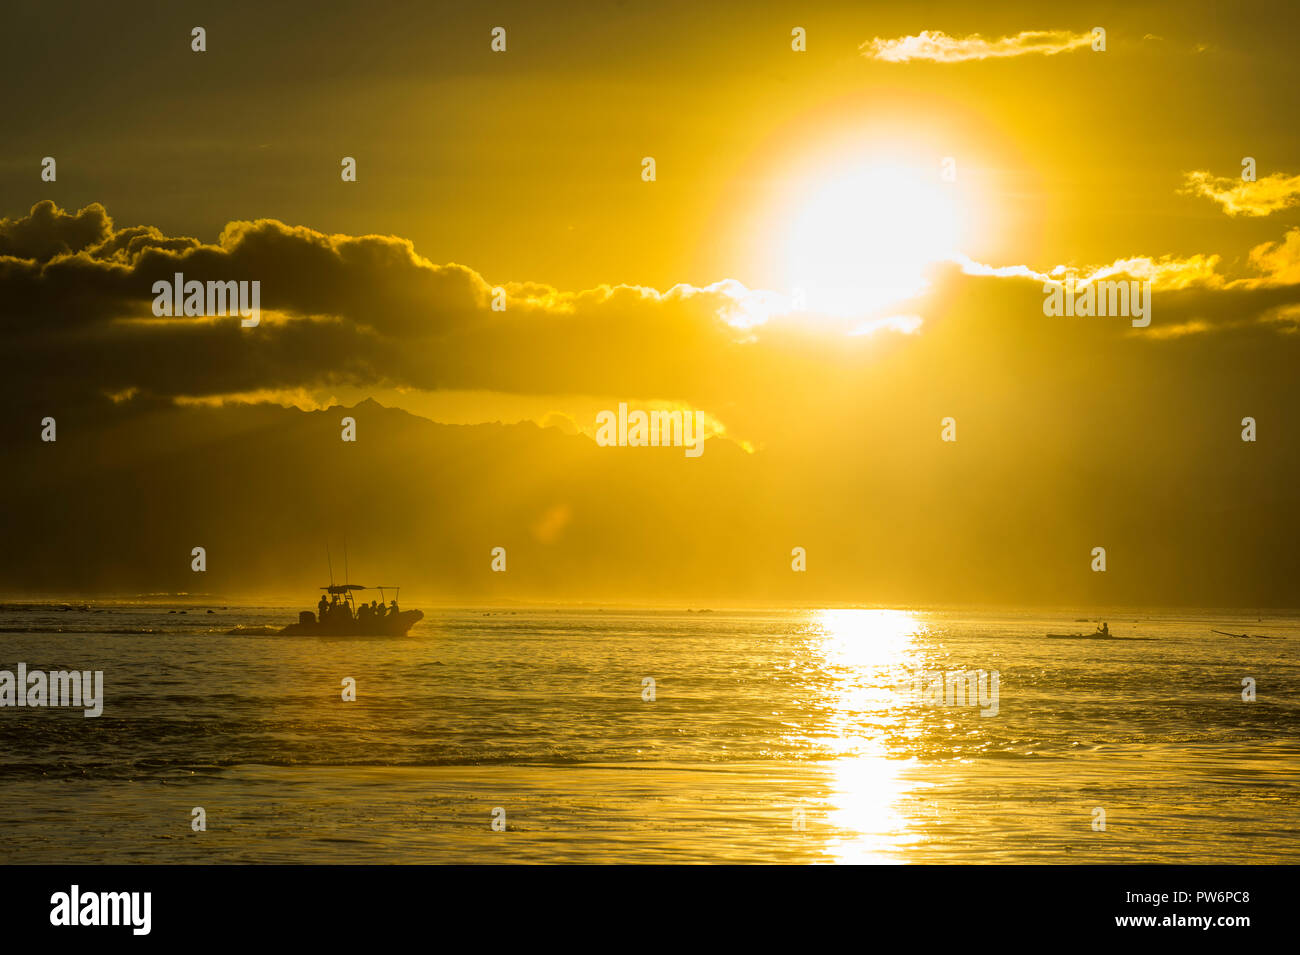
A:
[949,242,1300,339]
[1080,254,1226,290]
[0,200,112,260]
[1246,228,1300,284]
[1181,170,1300,217]
[860,29,1094,63]
[955,251,1225,291]
[0,201,795,409]
[2,201,1298,418]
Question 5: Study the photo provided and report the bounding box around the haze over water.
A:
[1,605,1295,864]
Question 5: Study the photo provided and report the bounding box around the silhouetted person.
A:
[389,598,399,615]
[317,594,328,621]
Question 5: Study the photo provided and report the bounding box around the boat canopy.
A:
[321,584,367,593]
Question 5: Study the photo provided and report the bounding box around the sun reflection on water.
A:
[813,609,928,863]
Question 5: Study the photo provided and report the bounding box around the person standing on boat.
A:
[317,593,328,622]
[389,598,399,616]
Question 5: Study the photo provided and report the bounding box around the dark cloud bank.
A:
[1,202,1296,608]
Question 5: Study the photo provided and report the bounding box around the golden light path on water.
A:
[814,609,930,864]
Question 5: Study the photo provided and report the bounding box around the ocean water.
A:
[0,605,1295,864]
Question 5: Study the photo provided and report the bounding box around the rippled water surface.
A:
[0,605,1296,863]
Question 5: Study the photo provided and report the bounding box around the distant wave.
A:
[0,625,171,635]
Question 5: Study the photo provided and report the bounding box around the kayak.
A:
[1045,632,1151,640]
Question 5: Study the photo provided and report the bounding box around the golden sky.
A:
[1,1,1297,606]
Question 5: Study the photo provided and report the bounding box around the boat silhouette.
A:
[281,584,423,635]
[1045,633,1153,641]
[220,584,423,636]
[1047,622,1116,639]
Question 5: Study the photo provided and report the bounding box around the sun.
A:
[781,162,963,319]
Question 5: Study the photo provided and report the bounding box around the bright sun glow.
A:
[784,163,962,318]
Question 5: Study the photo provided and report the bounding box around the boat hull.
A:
[279,609,424,636]
[1045,632,1152,641]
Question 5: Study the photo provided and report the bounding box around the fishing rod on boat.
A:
[342,539,361,614]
